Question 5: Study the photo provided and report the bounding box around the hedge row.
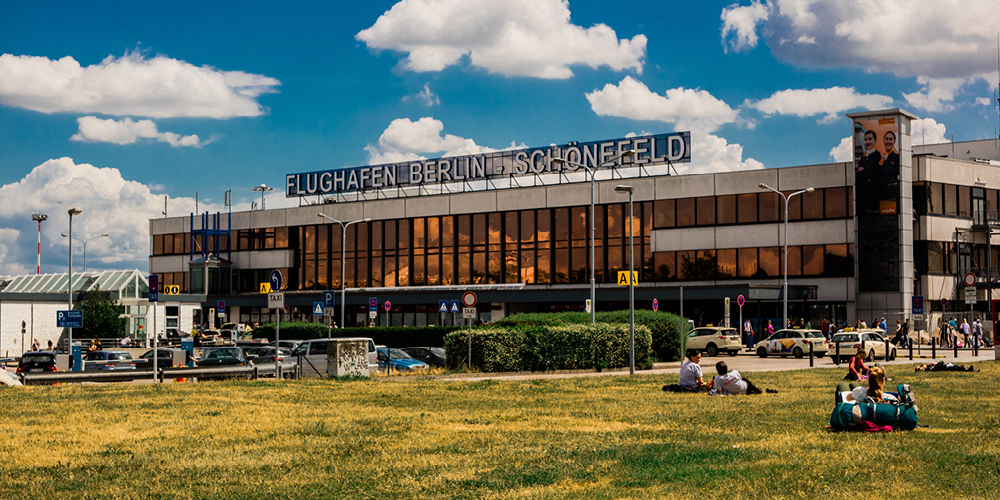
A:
[444,323,651,372]
[495,310,687,361]
[251,322,460,347]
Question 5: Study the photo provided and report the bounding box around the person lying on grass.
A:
[915,361,978,372]
[845,349,870,381]
[708,361,774,395]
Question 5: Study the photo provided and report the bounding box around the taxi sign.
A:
[369,298,378,312]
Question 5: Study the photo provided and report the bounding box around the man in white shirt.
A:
[710,361,768,395]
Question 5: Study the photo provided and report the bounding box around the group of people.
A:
[938,317,986,349]
[29,339,56,352]
[664,350,776,395]
[855,128,900,215]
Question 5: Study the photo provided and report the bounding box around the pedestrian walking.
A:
[901,318,910,348]
[961,319,971,348]
[744,318,754,351]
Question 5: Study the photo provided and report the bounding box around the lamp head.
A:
[363,218,372,222]
[758,183,769,189]
[68,208,82,216]
[621,150,635,158]
[61,233,67,237]
[317,213,327,218]
[805,187,815,193]
[614,185,634,194]
[101,233,109,237]
[551,157,565,164]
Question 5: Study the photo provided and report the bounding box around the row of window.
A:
[650,244,854,281]
[914,182,997,220]
[916,241,1000,275]
[653,186,853,229]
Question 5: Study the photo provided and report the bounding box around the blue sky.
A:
[1,0,998,275]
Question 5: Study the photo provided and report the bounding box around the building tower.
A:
[30,213,48,275]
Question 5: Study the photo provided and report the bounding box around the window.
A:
[758,192,780,222]
[825,187,848,218]
[759,247,780,277]
[802,245,824,275]
[717,249,736,278]
[737,194,757,223]
[654,199,675,228]
[944,184,957,215]
[959,185,971,217]
[738,248,757,278]
[676,198,696,226]
[696,197,715,225]
[717,195,736,225]
[785,191,802,221]
[654,251,675,280]
[153,234,164,255]
[802,189,823,219]
[929,183,943,214]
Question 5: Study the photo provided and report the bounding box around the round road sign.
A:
[652,298,659,312]
[963,272,977,287]
[461,291,478,307]
[384,300,391,311]
[940,297,949,307]
[737,295,745,307]
[270,269,283,291]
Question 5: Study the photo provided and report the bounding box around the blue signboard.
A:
[323,291,336,307]
[450,300,460,313]
[438,300,449,313]
[217,300,226,313]
[270,270,283,292]
[148,274,159,303]
[912,296,924,315]
[313,302,324,315]
[369,297,377,312]
[57,310,83,328]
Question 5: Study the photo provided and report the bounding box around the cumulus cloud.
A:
[829,136,853,162]
[747,86,894,123]
[0,158,299,274]
[70,116,209,147]
[0,52,280,118]
[901,75,988,113]
[719,0,1000,80]
[364,117,522,164]
[976,97,992,106]
[403,83,440,106]
[677,133,764,174]
[912,117,949,146]
[356,0,646,79]
[586,76,738,135]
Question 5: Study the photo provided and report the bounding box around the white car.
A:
[756,329,829,359]
[830,329,896,362]
[685,327,742,357]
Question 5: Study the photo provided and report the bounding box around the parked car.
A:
[377,348,429,372]
[400,347,446,367]
[220,323,239,341]
[249,347,290,364]
[196,330,222,347]
[685,327,742,356]
[271,340,302,352]
[291,338,378,376]
[83,350,137,371]
[138,348,188,370]
[756,329,829,359]
[830,329,896,362]
[197,347,248,367]
[16,351,58,374]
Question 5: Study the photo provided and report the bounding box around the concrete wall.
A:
[0,301,64,357]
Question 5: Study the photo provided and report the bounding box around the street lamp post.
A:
[758,183,814,330]
[317,213,372,330]
[61,233,109,272]
[615,185,635,375]
[67,208,82,363]
[252,184,274,210]
[550,150,635,324]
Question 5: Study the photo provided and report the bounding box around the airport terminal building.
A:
[148,109,1000,336]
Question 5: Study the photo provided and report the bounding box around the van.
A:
[291,338,377,376]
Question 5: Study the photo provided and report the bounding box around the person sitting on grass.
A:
[662,350,708,393]
[845,349,869,381]
[915,361,978,372]
[709,361,773,395]
[837,366,896,403]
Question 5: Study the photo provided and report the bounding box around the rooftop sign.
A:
[285,132,690,197]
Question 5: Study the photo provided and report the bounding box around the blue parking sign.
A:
[323,291,335,307]
[439,300,449,313]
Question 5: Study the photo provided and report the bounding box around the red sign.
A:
[964,272,977,287]
[737,295,745,307]
[461,291,478,307]
[384,300,391,311]
[652,298,658,312]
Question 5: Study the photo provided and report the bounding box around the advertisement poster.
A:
[853,117,900,292]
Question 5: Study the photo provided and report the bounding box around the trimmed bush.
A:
[496,310,687,361]
[251,322,460,347]
[444,323,651,372]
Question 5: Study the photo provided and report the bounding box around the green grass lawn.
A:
[1,361,998,499]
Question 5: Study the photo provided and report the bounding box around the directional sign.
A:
[463,307,477,319]
[323,291,336,307]
[737,295,745,307]
[148,274,159,303]
[912,296,924,315]
[617,271,638,286]
[259,283,272,294]
[965,286,977,304]
[217,300,226,313]
[313,302,324,315]
[57,310,83,328]
[450,300,460,313]
[166,285,180,295]
[268,292,285,310]
[369,298,378,312]
[270,270,283,292]
[461,291,477,307]
[439,300,449,313]
[384,300,391,312]
[652,298,658,312]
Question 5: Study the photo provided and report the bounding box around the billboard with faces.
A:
[853,116,900,292]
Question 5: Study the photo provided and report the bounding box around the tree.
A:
[79,286,128,339]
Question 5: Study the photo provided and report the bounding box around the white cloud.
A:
[0,228,32,275]
[364,117,521,164]
[796,35,816,45]
[403,83,440,106]
[719,0,1000,80]
[356,0,646,79]
[586,76,738,135]
[70,116,209,147]
[0,52,280,118]
[912,117,949,146]
[721,1,770,53]
[747,86,893,123]
[902,75,988,113]
[976,97,992,106]
[829,136,853,162]
[676,133,764,174]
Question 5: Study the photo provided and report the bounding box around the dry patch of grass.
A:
[0,361,998,499]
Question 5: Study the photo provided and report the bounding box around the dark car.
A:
[83,350,137,371]
[138,348,189,370]
[377,348,429,372]
[17,351,58,374]
[248,346,289,364]
[197,347,247,367]
[400,347,446,367]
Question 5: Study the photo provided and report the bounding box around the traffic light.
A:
[21,320,26,334]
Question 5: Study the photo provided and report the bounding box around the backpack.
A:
[829,384,918,431]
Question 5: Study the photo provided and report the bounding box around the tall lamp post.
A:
[550,150,635,324]
[252,184,274,210]
[61,233,108,272]
[31,213,48,274]
[615,185,636,375]
[317,213,372,329]
[67,208,82,362]
[758,183,814,330]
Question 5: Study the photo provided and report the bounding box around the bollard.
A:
[835,342,840,365]
[954,341,958,359]
[886,337,891,361]
[809,341,814,367]
[909,340,913,361]
[932,338,936,359]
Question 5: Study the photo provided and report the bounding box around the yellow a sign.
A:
[260,283,273,294]
[617,271,638,286]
